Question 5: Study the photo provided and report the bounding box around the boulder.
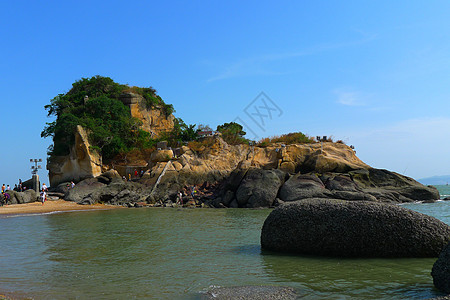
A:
[278,173,331,201]
[65,178,106,203]
[51,182,72,194]
[74,180,146,205]
[222,168,249,192]
[261,199,450,257]
[200,286,298,300]
[353,168,440,202]
[1,189,38,204]
[432,242,450,293]
[2,190,20,204]
[100,169,122,182]
[150,150,174,162]
[22,189,39,203]
[322,174,359,191]
[235,168,286,208]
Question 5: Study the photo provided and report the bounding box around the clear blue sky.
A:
[1,0,450,186]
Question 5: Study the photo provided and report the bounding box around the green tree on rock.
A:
[216,122,248,145]
[41,75,174,161]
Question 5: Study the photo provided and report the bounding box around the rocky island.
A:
[1,75,450,297]
[26,75,436,208]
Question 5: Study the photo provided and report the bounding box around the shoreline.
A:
[0,199,122,216]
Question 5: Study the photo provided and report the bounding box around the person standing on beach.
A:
[1,184,5,194]
[41,183,48,204]
[177,191,183,206]
[40,190,46,205]
[19,179,22,192]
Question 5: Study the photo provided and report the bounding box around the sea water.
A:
[436,184,450,199]
[0,188,449,299]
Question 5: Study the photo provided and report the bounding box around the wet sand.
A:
[0,200,122,216]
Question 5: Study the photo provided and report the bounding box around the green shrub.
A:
[256,132,314,146]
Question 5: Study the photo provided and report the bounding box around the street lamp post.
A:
[30,158,42,192]
[316,136,327,153]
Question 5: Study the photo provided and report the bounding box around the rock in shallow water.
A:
[200,286,298,300]
[261,199,450,257]
[432,242,450,293]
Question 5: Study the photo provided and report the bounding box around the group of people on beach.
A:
[0,180,77,206]
[0,179,24,205]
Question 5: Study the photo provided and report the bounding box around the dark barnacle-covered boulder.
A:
[261,199,450,258]
[432,242,450,294]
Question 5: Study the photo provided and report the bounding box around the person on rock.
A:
[3,192,10,206]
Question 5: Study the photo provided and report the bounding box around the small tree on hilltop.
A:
[196,124,213,132]
[216,122,248,145]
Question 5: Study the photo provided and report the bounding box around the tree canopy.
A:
[41,75,176,160]
[216,122,248,145]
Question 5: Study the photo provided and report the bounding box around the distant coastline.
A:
[419,175,450,186]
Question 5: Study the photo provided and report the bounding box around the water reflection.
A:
[260,250,440,299]
[0,206,445,299]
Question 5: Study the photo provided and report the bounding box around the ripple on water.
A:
[0,207,447,299]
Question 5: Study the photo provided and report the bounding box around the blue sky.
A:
[1,0,450,186]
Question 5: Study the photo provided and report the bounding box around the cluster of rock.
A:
[210,167,439,208]
[50,135,439,208]
[61,170,149,206]
[0,189,39,205]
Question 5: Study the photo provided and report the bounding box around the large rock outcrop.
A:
[261,199,450,257]
[47,93,176,187]
[234,168,287,208]
[432,242,450,293]
[54,135,439,207]
[47,125,102,187]
[119,92,174,138]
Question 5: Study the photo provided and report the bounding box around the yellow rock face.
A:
[119,92,174,138]
[47,125,102,186]
[150,150,174,162]
[154,137,369,182]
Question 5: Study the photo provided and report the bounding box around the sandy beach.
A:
[0,200,122,216]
